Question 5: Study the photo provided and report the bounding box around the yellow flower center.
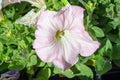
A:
[56,30,65,40]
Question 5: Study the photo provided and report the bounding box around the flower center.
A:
[56,30,65,40]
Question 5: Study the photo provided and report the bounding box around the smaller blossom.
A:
[15,0,46,26]
[15,9,41,26]
[1,0,46,26]
[0,70,20,80]
[33,5,100,70]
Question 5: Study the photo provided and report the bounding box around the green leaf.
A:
[0,42,3,52]
[37,61,45,67]
[75,63,93,79]
[0,42,3,60]
[30,55,37,65]
[113,59,120,67]
[33,68,51,80]
[26,37,33,44]
[92,26,104,37]
[69,0,80,5]
[112,44,120,59]
[8,62,25,70]
[46,0,65,11]
[18,40,27,49]
[8,52,26,70]
[53,67,75,78]
[27,55,37,68]
[53,67,62,74]
[108,18,120,29]
[27,67,34,75]
[0,63,9,72]
[95,55,112,75]
[98,39,112,56]
[61,0,69,5]
[114,0,120,3]
[105,4,115,19]
[89,27,96,40]
[8,56,26,70]
[3,7,15,19]
[105,39,112,51]
[47,62,53,67]
[63,70,75,78]
[107,34,120,43]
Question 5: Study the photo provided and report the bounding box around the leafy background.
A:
[0,0,120,80]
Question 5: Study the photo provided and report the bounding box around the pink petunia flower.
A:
[33,5,100,70]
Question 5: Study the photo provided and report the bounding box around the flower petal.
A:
[69,6,85,30]
[53,32,79,70]
[34,41,58,62]
[33,29,57,62]
[33,29,55,49]
[54,5,72,30]
[37,9,58,32]
[79,40,100,56]
[75,33,100,56]
[62,37,79,66]
[55,5,85,30]
[53,55,72,70]
[16,9,40,26]
[64,28,100,57]
[33,9,63,63]
[53,43,72,70]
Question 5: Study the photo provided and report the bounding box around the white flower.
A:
[15,9,41,26]
[33,5,100,70]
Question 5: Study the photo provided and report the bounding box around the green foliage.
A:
[112,44,120,60]
[95,55,112,75]
[46,0,67,11]
[53,67,75,78]
[33,68,51,80]
[0,0,120,80]
[75,63,93,80]
[0,3,38,73]
[92,26,105,37]
[112,44,120,67]
[79,0,120,76]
